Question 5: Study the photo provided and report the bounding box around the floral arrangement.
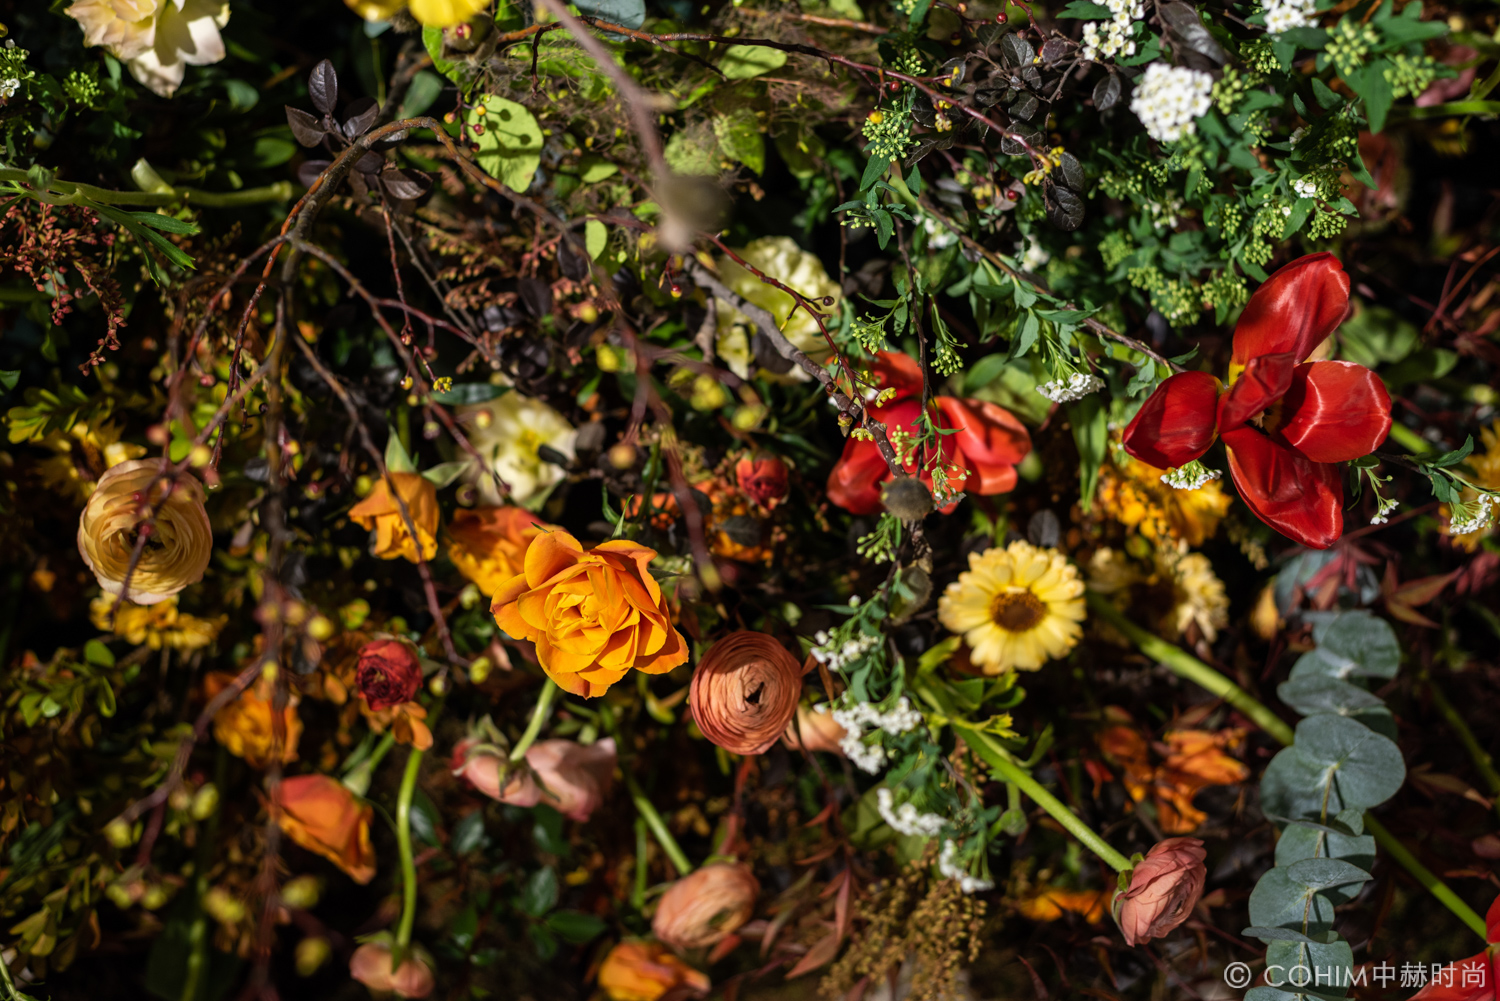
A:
[2,0,1500,999]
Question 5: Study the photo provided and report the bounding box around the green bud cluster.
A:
[1326,19,1379,79]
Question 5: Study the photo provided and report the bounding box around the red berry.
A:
[995,11,1008,23]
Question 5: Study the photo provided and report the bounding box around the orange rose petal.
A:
[525,530,583,586]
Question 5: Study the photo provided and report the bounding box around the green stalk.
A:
[1384,421,1431,454]
[510,680,558,762]
[180,748,228,1001]
[914,680,1132,872]
[394,747,424,960]
[1094,598,1487,939]
[1087,592,1295,745]
[625,773,692,877]
[342,731,397,796]
[0,168,293,207]
[1424,673,1500,822]
[0,951,31,1001]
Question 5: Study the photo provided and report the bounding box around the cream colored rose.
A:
[714,236,840,380]
[66,0,230,98]
[77,459,212,605]
[459,392,577,507]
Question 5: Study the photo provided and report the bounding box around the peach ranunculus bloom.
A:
[207,671,301,769]
[689,632,803,756]
[1113,837,1207,946]
[783,704,848,756]
[78,459,212,606]
[490,531,689,697]
[272,775,376,884]
[349,472,440,563]
[597,941,709,1001]
[651,862,759,951]
[446,506,550,596]
[451,736,616,822]
[349,938,435,998]
[65,0,231,98]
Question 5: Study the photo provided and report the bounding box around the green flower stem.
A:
[0,951,30,1001]
[1093,596,1488,939]
[0,168,294,208]
[914,680,1132,873]
[510,680,559,763]
[180,747,228,1001]
[394,746,424,959]
[1086,592,1295,745]
[1385,421,1430,454]
[342,731,397,796]
[625,772,692,877]
[1423,673,1500,823]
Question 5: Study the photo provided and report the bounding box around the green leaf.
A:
[0,370,18,392]
[399,69,445,119]
[1424,435,1475,468]
[713,109,765,175]
[1276,676,1384,716]
[860,154,891,192]
[586,219,608,260]
[421,461,469,488]
[1247,866,1335,933]
[127,212,200,235]
[469,96,543,193]
[719,44,788,80]
[1264,937,1355,996]
[1285,857,1373,891]
[575,0,647,29]
[518,866,559,917]
[1290,611,1399,680]
[963,353,1010,395]
[430,382,503,405]
[451,811,488,855]
[545,910,607,944]
[1282,713,1406,815]
[1070,393,1107,512]
[1056,0,1111,16]
[1356,61,1396,133]
[578,156,619,183]
[84,638,116,667]
[385,432,416,473]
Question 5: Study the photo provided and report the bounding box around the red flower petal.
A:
[1222,427,1343,549]
[1487,892,1500,944]
[1218,352,1298,432]
[1277,361,1393,463]
[1231,253,1351,366]
[1409,950,1495,1001]
[935,397,1031,495]
[872,351,925,403]
[825,437,893,516]
[1121,371,1220,470]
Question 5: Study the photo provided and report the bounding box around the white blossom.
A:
[920,215,957,250]
[1264,0,1317,34]
[876,788,945,837]
[1130,63,1213,144]
[0,79,19,100]
[1081,0,1144,62]
[1160,464,1222,490]
[939,840,995,894]
[831,696,924,774]
[1292,177,1318,198]
[1450,492,1497,536]
[1037,372,1106,404]
[1021,241,1051,272]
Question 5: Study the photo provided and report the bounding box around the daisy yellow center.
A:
[990,589,1047,633]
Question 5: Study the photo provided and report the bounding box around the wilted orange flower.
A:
[206,671,301,769]
[446,506,550,596]
[349,472,439,563]
[1094,713,1248,834]
[272,775,375,884]
[734,455,788,509]
[491,531,689,697]
[652,862,759,950]
[363,701,434,751]
[77,460,212,605]
[1017,886,1112,924]
[598,941,709,1001]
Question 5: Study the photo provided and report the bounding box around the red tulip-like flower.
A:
[1409,892,1500,1001]
[827,352,1031,516]
[1121,254,1392,549]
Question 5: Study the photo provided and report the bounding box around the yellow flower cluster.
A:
[1095,443,1230,549]
[1088,545,1229,644]
[90,596,225,652]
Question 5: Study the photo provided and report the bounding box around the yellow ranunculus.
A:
[77,460,213,606]
[348,472,440,563]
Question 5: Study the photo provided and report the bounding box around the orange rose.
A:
[446,506,550,596]
[207,671,301,768]
[689,632,803,756]
[598,941,709,1001]
[490,531,688,697]
[272,775,376,884]
[349,472,439,563]
[652,862,759,951]
[77,460,212,605]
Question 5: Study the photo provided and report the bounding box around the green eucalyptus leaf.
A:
[1247,866,1335,934]
[1285,857,1372,891]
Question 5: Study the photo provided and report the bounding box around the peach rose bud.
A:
[78,460,212,605]
[651,862,760,951]
[1114,837,1207,946]
[598,940,709,1001]
[690,632,803,756]
[451,736,616,822]
[783,704,848,756]
[349,940,435,998]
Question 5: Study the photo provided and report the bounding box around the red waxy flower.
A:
[1122,254,1392,549]
[827,352,1031,516]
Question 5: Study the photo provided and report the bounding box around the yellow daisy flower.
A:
[1087,545,1229,644]
[937,540,1085,673]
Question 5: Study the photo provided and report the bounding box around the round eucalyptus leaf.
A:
[1277,676,1384,715]
[1247,866,1335,934]
[1293,714,1406,811]
[1286,857,1372,891]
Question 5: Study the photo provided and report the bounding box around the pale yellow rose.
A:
[714,236,840,380]
[459,392,576,507]
[77,459,213,606]
[66,0,230,98]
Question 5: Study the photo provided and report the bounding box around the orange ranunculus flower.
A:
[77,459,213,605]
[272,775,376,884]
[689,632,803,756]
[598,941,709,1001]
[490,530,689,697]
[348,472,439,563]
[206,671,302,769]
[783,704,848,756]
[1114,837,1207,946]
[447,506,550,595]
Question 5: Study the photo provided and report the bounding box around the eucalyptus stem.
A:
[1086,591,1295,745]
[394,746,424,958]
[510,680,559,762]
[1095,599,1488,940]
[1423,672,1500,823]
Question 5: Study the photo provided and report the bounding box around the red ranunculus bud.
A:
[735,455,789,509]
[1114,837,1207,946]
[356,639,423,711]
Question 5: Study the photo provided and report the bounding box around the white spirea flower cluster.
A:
[1021,241,1051,272]
[0,79,18,100]
[810,630,878,673]
[876,788,945,837]
[1450,492,1498,535]
[939,840,996,894]
[1264,0,1317,34]
[832,697,924,774]
[1130,63,1214,144]
[1037,372,1106,403]
[1147,196,1185,230]
[1160,464,1222,490]
[1292,177,1318,198]
[921,215,957,250]
[1081,0,1144,62]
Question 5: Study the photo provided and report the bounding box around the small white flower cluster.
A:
[1160,463,1222,490]
[1081,0,1144,62]
[921,215,958,250]
[1264,0,1317,34]
[1037,372,1107,403]
[810,630,877,673]
[1020,240,1051,272]
[1450,492,1498,536]
[1292,177,1319,198]
[832,697,924,774]
[1147,196,1186,230]
[1289,126,1308,147]
[1130,63,1214,144]
[1370,493,1400,525]
[876,787,946,837]
[939,839,995,894]
[0,79,18,100]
